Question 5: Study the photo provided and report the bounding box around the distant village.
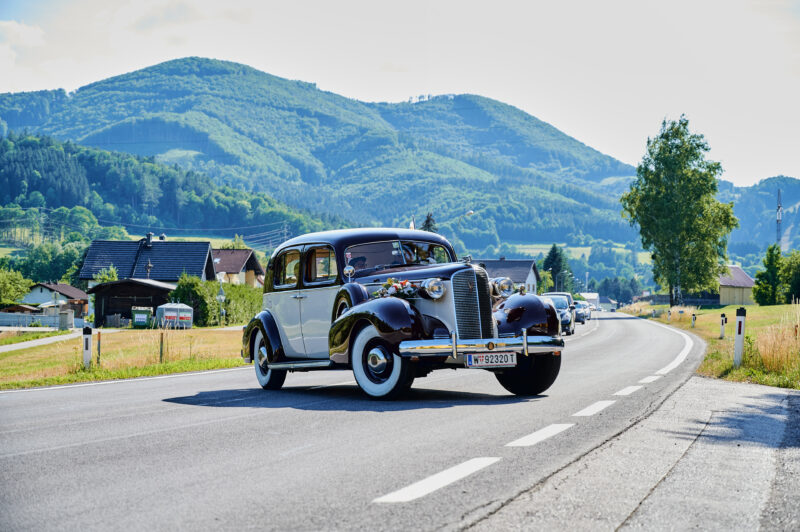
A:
[1,230,755,330]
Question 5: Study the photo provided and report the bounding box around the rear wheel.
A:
[495,353,561,396]
[351,325,414,399]
[253,330,287,390]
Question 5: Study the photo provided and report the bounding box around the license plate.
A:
[466,352,517,368]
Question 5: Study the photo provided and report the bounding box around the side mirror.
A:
[343,265,355,282]
[569,305,576,310]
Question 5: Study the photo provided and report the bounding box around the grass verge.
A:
[0,330,72,346]
[620,302,800,389]
[0,328,247,390]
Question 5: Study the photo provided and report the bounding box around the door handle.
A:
[292,294,306,299]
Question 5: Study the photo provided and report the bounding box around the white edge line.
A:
[506,423,574,447]
[572,400,616,417]
[373,457,501,503]
[642,318,694,375]
[614,385,643,396]
[0,366,252,394]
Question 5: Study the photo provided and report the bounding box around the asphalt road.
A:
[0,313,710,531]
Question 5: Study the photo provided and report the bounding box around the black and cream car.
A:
[242,228,564,399]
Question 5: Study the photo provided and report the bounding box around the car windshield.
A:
[549,296,569,309]
[344,240,451,273]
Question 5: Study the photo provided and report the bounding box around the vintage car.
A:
[242,228,564,399]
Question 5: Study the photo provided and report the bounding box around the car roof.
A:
[276,228,452,254]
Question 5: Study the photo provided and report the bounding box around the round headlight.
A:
[422,278,445,300]
[493,277,515,298]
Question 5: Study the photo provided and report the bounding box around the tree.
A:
[93,265,118,285]
[420,212,438,233]
[779,250,800,303]
[543,244,571,291]
[752,244,783,305]
[537,270,553,294]
[220,234,248,249]
[0,269,32,304]
[621,116,738,306]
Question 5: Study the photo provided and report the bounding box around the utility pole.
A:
[777,189,783,248]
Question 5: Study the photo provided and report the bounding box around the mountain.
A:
[0,57,795,264]
[0,57,637,252]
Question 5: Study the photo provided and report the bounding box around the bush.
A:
[170,274,261,326]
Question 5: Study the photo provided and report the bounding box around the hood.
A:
[352,262,475,284]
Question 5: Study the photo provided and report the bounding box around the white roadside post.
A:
[691,313,696,328]
[733,307,746,367]
[667,309,671,322]
[720,313,726,339]
[82,326,92,369]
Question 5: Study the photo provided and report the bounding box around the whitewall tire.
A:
[253,330,287,390]
[351,325,413,399]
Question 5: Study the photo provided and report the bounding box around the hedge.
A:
[170,274,262,326]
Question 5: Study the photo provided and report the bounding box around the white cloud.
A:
[0,0,798,185]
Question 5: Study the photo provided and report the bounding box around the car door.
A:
[265,247,306,358]
[299,245,340,359]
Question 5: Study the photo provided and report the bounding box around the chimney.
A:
[146,232,154,247]
[159,233,166,241]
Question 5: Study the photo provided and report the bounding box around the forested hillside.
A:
[0,57,639,252]
[0,57,795,265]
[0,133,339,238]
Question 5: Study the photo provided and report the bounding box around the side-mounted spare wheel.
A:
[351,324,414,399]
[495,353,561,396]
[253,329,287,390]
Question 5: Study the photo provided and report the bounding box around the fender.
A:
[330,283,370,322]
[329,297,424,365]
[241,310,286,364]
[493,293,560,337]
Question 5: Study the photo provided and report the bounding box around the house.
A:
[578,292,600,308]
[79,233,216,284]
[212,249,265,287]
[719,265,755,305]
[87,279,177,328]
[21,283,89,317]
[477,258,541,294]
[598,295,618,310]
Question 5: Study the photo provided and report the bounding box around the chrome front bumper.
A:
[398,331,564,358]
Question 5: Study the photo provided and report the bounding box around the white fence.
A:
[0,312,84,329]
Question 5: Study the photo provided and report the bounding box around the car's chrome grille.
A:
[452,268,494,339]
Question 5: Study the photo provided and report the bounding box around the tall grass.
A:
[754,304,800,375]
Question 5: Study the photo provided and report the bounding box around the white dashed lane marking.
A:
[572,400,616,417]
[639,375,662,384]
[373,457,501,503]
[614,385,643,396]
[505,423,574,447]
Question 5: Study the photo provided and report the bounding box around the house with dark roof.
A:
[719,265,755,305]
[21,283,89,317]
[476,258,541,294]
[211,249,265,288]
[79,233,216,284]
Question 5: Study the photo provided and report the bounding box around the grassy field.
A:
[0,328,247,389]
[0,245,23,258]
[621,302,800,389]
[511,242,652,265]
[0,330,71,346]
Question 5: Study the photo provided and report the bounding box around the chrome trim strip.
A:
[267,360,333,370]
[398,334,564,357]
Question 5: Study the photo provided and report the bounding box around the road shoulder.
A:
[469,376,800,530]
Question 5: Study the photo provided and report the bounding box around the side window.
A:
[305,247,338,284]
[275,250,301,288]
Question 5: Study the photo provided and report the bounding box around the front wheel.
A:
[495,353,561,396]
[253,330,287,390]
[351,325,414,399]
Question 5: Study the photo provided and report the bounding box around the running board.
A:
[267,359,334,371]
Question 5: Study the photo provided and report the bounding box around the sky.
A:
[0,0,798,187]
